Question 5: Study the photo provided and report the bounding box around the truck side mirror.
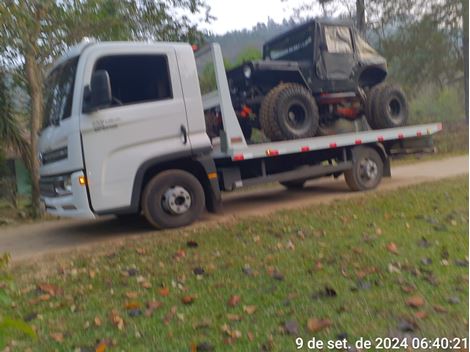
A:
[83,70,112,113]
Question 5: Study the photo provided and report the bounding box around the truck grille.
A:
[40,174,69,197]
[41,147,68,165]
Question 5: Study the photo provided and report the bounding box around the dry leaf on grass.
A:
[406,295,425,308]
[307,318,332,333]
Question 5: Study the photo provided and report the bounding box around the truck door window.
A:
[324,26,353,54]
[94,55,172,107]
[43,57,78,129]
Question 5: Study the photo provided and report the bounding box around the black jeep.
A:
[226,19,408,141]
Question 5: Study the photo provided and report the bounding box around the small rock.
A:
[417,237,431,248]
[420,258,432,266]
[454,259,468,267]
[127,268,139,276]
[283,320,299,335]
[397,319,417,332]
[186,241,199,248]
[128,309,142,317]
[193,267,205,276]
[242,265,253,276]
[196,342,214,351]
[271,271,284,281]
[448,296,460,305]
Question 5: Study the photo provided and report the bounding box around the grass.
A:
[2,176,468,351]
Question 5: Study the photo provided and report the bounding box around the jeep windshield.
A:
[43,57,78,130]
[264,28,313,61]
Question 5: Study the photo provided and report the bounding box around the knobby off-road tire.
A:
[259,83,319,141]
[345,146,384,191]
[366,83,409,129]
[142,170,205,229]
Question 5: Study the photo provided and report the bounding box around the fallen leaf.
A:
[182,295,195,305]
[247,331,254,341]
[125,301,140,310]
[136,248,146,255]
[50,332,64,342]
[29,294,51,305]
[433,305,448,313]
[140,281,152,289]
[243,305,256,315]
[414,311,427,319]
[125,291,139,299]
[145,301,163,317]
[406,295,425,308]
[401,284,416,293]
[174,249,186,260]
[38,283,61,296]
[375,227,383,235]
[163,306,177,324]
[95,341,107,352]
[227,295,241,307]
[94,316,102,327]
[227,314,241,321]
[307,318,332,333]
[386,242,399,254]
[110,310,124,330]
[159,287,170,297]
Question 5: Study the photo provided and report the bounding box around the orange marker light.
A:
[78,176,87,186]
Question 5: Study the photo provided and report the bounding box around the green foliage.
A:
[234,47,262,66]
[0,253,36,348]
[410,85,465,123]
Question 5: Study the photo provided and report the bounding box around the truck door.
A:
[320,25,355,85]
[80,46,191,212]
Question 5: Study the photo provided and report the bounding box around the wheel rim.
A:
[162,186,192,215]
[359,158,378,185]
[387,97,403,124]
[285,101,310,135]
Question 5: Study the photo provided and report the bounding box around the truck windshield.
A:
[264,29,313,61]
[43,57,78,129]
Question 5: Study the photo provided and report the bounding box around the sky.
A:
[201,0,310,35]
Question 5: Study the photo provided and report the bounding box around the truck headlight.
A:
[243,65,252,79]
[64,175,72,192]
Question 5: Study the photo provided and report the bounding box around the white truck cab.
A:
[39,40,441,229]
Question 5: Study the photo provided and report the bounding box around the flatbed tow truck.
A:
[39,41,442,229]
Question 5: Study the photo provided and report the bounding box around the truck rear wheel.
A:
[142,170,205,229]
[345,147,383,191]
[259,83,319,141]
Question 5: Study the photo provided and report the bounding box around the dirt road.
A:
[1,155,467,262]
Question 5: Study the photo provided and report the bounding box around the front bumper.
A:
[40,170,95,219]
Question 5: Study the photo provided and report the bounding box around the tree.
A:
[0,0,211,217]
[0,70,29,169]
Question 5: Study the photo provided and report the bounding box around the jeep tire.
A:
[259,83,319,141]
[366,83,408,129]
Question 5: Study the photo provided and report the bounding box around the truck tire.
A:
[142,170,205,229]
[259,83,319,141]
[345,146,383,191]
[367,83,408,129]
[280,179,306,189]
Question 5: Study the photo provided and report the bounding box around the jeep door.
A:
[80,44,191,212]
[319,25,356,90]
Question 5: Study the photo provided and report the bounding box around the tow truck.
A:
[39,40,441,229]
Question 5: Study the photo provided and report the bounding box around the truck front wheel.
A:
[345,147,383,191]
[142,170,205,229]
[259,83,319,141]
